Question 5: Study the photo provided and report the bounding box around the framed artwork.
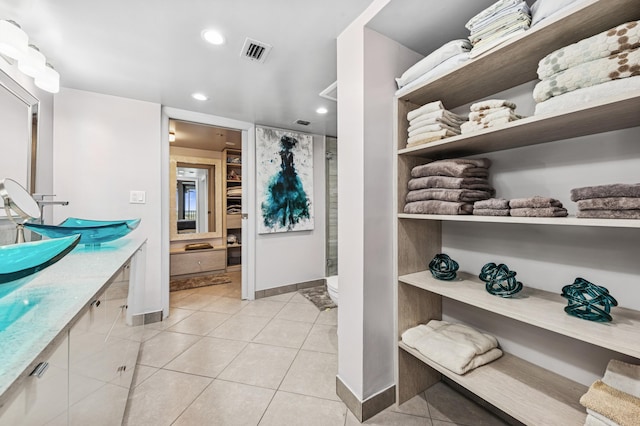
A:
[257,127,314,234]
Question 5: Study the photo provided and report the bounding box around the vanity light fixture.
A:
[0,20,28,60]
[202,29,225,45]
[18,45,45,77]
[34,63,59,94]
[316,107,328,114]
[192,93,208,101]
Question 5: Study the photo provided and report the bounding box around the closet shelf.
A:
[398,93,640,158]
[399,271,640,359]
[398,0,640,108]
[398,213,640,229]
[398,342,586,426]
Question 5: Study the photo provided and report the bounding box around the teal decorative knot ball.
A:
[561,277,618,322]
[428,253,459,281]
[479,263,523,297]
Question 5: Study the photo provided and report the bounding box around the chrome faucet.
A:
[32,194,69,224]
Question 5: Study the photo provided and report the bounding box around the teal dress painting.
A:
[257,128,314,233]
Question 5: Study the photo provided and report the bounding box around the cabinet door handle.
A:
[91,299,101,307]
[30,362,49,378]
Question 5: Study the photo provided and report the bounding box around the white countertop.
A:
[0,237,146,403]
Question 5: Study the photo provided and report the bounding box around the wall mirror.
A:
[0,67,39,220]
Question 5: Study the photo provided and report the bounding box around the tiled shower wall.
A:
[326,137,338,276]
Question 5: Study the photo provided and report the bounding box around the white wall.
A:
[53,88,162,315]
[336,0,422,401]
[254,132,327,291]
[442,82,640,386]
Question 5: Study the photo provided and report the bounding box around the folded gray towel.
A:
[404,200,473,215]
[473,208,510,216]
[408,176,494,193]
[510,207,568,217]
[509,196,563,209]
[571,183,640,201]
[406,188,493,203]
[577,210,640,219]
[411,164,489,179]
[474,198,510,209]
[577,197,640,211]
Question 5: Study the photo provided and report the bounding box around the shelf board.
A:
[227,244,241,248]
[399,271,640,359]
[226,163,242,167]
[398,213,640,229]
[398,93,640,158]
[227,196,242,199]
[398,342,586,425]
[398,0,640,108]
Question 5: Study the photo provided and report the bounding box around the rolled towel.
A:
[407,129,458,146]
[470,99,517,111]
[404,200,474,215]
[603,360,640,399]
[510,207,568,217]
[473,208,510,216]
[401,320,502,375]
[509,196,563,209]
[408,176,494,192]
[580,380,640,426]
[577,198,640,211]
[571,184,640,201]
[411,158,492,178]
[474,198,510,209]
[406,188,493,203]
[408,122,460,138]
[577,210,640,219]
[407,100,445,121]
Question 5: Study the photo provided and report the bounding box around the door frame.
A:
[160,107,256,317]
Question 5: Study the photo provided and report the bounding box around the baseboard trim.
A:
[130,310,163,326]
[254,278,325,299]
[336,376,396,422]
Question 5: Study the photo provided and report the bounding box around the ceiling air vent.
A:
[240,38,272,63]
[319,81,337,102]
[295,120,311,126]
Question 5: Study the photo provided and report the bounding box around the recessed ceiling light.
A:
[316,107,328,114]
[192,93,208,101]
[202,29,225,45]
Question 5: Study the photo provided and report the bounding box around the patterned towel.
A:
[470,99,516,111]
[468,107,515,121]
[460,116,519,134]
[533,47,640,103]
[538,21,640,80]
[406,129,458,147]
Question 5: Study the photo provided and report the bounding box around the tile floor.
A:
[123,274,508,425]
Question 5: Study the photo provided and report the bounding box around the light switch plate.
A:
[129,190,146,204]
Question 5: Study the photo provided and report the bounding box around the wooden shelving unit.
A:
[223,148,242,272]
[393,1,640,424]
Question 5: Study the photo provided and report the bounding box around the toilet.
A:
[326,275,338,306]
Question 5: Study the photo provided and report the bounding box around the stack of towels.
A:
[580,359,640,426]
[401,320,503,375]
[534,20,640,115]
[465,0,532,59]
[460,99,524,134]
[571,183,640,219]
[227,186,242,197]
[404,158,494,215]
[396,40,471,93]
[406,101,466,148]
[509,196,568,217]
[227,203,241,214]
[473,198,510,216]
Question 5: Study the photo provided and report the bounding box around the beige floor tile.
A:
[431,421,464,426]
[222,285,242,298]
[218,343,297,389]
[201,296,249,314]
[131,364,159,388]
[345,409,432,425]
[389,392,430,418]
[315,307,338,325]
[279,350,339,401]
[173,380,274,426]
[167,311,231,335]
[144,307,195,330]
[124,369,211,426]
[288,293,316,304]
[276,302,320,323]
[170,293,222,310]
[260,291,296,302]
[164,337,247,378]
[169,289,196,303]
[252,319,312,349]
[425,382,508,426]
[302,323,338,354]
[138,331,201,368]
[259,391,346,426]
[208,314,271,341]
[69,383,130,426]
[236,300,286,318]
[194,283,237,297]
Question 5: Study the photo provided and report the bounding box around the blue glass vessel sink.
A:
[24,217,141,245]
[0,235,80,284]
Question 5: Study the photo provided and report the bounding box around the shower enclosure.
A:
[325,137,338,276]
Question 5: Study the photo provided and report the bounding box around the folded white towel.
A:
[407,129,458,146]
[461,116,519,134]
[469,108,519,122]
[470,99,517,111]
[466,0,527,31]
[587,409,621,426]
[409,109,466,127]
[470,11,531,44]
[470,27,529,58]
[603,360,640,399]
[407,100,445,121]
[401,320,502,375]
[396,40,472,89]
[408,123,460,138]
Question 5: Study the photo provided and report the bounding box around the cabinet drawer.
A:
[170,250,226,276]
[227,214,241,229]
